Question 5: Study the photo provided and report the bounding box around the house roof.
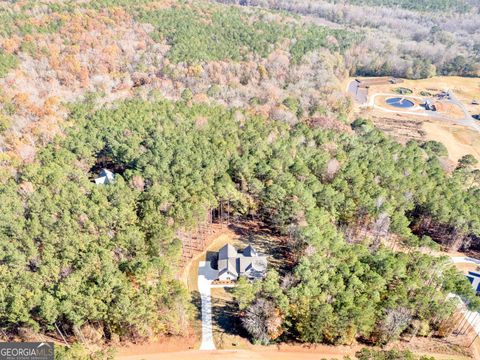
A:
[251,257,267,272]
[95,169,115,185]
[99,169,114,179]
[243,244,258,257]
[217,243,267,280]
[218,244,237,260]
[238,256,252,274]
[218,257,238,277]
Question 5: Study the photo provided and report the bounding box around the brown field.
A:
[398,77,480,116]
[423,122,480,164]
[372,94,465,120]
[357,76,480,105]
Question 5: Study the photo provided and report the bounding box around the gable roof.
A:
[243,244,258,257]
[218,244,237,260]
[95,169,115,185]
[218,257,238,278]
[99,169,114,179]
[217,243,268,280]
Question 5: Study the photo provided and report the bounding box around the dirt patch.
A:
[115,341,474,360]
[434,102,465,120]
[370,114,425,143]
[455,262,480,275]
[115,335,197,357]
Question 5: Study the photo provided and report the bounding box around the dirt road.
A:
[116,346,357,360]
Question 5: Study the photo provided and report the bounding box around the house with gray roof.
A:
[94,169,115,185]
[217,243,267,281]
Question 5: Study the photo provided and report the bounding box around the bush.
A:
[351,118,374,131]
[458,154,478,168]
[355,348,435,360]
[421,140,448,157]
[0,114,11,133]
[393,87,413,95]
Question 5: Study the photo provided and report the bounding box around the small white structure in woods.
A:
[217,243,268,281]
[94,169,115,185]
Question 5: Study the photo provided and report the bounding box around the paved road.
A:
[448,91,480,132]
[451,256,480,265]
[198,261,218,350]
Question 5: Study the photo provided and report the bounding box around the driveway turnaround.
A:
[198,261,218,350]
[449,256,480,337]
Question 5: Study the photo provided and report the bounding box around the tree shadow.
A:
[228,220,290,273]
[211,297,249,340]
[190,290,202,322]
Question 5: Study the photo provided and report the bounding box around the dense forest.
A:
[0,1,479,359]
[338,0,472,12]
[1,97,479,357]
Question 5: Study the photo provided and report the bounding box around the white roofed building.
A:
[94,169,115,185]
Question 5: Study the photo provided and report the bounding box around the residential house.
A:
[466,271,480,294]
[217,243,267,281]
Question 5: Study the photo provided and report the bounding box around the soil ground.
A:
[423,122,480,164]
[396,77,480,116]
[116,342,474,360]
[355,76,479,110]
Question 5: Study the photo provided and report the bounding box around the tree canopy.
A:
[2,97,477,350]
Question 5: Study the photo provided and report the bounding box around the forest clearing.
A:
[115,221,480,360]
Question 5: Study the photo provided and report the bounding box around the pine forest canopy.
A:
[0,97,479,350]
